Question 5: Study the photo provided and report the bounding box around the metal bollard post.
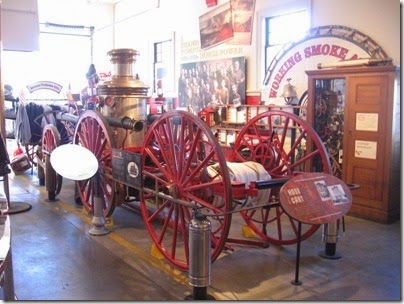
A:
[318,219,342,259]
[185,210,215,300]
[89,174,110,236]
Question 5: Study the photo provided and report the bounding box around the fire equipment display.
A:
[37,48,336,271]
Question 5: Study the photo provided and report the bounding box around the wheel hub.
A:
[163,184,179,198]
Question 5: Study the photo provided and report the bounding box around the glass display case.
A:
[312,78,345,179]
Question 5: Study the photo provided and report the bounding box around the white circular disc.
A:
[50,144,98,180]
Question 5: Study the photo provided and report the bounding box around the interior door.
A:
[343,74,389,208]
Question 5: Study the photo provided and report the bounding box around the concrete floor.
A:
[2,161,401,301]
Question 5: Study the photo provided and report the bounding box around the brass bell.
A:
[281,78,297,105]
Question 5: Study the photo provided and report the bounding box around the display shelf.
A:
[211,104,305,147]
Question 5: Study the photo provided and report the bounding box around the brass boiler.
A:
[97,48,150,148]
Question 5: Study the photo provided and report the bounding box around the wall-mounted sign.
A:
[180,39,244,63]
[262,25,390,105]
[355,140,377,160]
[206,0,217,7]
[356,113,379,132]
[26,81,63,94]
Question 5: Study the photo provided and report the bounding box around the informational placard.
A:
[112,149,142,188]
[354,140,377,159]
[279,172,352,225]
[356,113,378,131]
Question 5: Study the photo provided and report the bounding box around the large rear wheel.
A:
[230,110,332,245]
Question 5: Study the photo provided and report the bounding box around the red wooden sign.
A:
[279,172,352,225]
[206,0,217,7]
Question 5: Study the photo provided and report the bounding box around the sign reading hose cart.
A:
[279,172,352,225]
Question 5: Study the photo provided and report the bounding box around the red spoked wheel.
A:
[229,110,332,245]
[73,110,122,217]
[140,110,232,271]
[41,125,63,200]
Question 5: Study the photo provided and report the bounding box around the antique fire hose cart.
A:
[42,48,338,273]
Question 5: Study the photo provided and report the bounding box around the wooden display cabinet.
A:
[306,65,400,223]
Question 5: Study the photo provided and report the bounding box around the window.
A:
[264,9,309,77]
[153,39,174,95]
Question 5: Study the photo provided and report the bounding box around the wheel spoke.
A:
[179,205,191,264]
[157,203,174,244]
[152,124,176,178]
[170,206,180,259]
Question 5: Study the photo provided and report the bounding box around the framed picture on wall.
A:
[229,0,256,45]
[199,2,234,50]
[178,56,246,114]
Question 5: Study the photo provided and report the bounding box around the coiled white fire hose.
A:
[207,161,272,209]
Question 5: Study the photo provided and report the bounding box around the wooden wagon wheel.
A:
[73,110,124,217]
[230,110,332,245]
[40,124,63,201]
[140,110,232,271]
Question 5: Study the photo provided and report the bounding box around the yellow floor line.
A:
[35,186,190,287]
[107,232,190,285]
[11,174,227,298]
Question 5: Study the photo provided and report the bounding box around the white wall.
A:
[310,0,400,66]
[108,0,400,96]
[2,0,400,95]
[106,0,208,93]
[1,0,40,51]
[37,0,115,72]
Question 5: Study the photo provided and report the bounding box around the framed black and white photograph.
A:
[178,56,246,114]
